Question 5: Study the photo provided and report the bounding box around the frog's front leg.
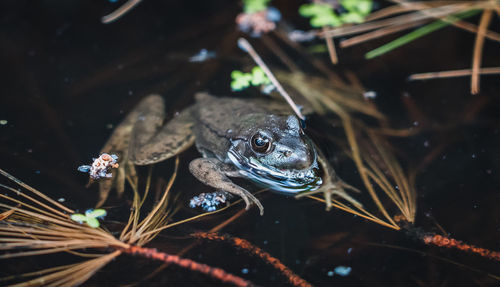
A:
[189,158,264,215]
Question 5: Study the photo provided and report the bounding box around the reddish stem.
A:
[422,234,500,261]
[121,245,253,287]
[193,232,312,287]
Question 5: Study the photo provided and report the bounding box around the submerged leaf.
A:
[86,217,100,228]
[243,0,270,14]
[87,209,107,218]
[251,67,271,86]
[300,4,341,27]
[71,213,87,223]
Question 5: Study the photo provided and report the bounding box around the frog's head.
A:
[227,114,322,193]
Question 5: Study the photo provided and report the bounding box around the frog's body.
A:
[99,93,360,214]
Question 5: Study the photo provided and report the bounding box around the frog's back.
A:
[194,93,270,126]
[192,93,292,161]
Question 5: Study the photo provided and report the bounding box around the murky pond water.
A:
[1,1,499,286]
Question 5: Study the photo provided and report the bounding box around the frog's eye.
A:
[250,133,272,154]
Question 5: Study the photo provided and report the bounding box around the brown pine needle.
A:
[237,38,305,120]
[409,67,500,80]
[471,9,494,94]
[340,18,430,48]
[101,0,143,24]
[0,167,256,287]
[0,208,15,220]
[390,0,500,42]
[324,28,338,64]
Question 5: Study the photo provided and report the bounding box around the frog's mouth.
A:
[227,142,323,194]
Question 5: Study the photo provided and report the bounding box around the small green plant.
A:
[243,0,270,13]
[231,66,271,91]
[299,0,372,28]
[71,209,107,228]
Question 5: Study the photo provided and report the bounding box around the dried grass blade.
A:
[101,0,142,24]
[365,9,480,59]
[321,4,469,38]
[471,10,493,94]
[409,67,500,80]
[0,169,74,214]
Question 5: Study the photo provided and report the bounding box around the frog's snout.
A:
[275,141,313,170]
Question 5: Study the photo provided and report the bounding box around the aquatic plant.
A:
[243,0,271,13]
[230,66,271,91]
[70,208,107,228]
[319,0,500,94]
[299,0,373,28]
[0,162,257,286]
[300,3,342,27]
[298,0,373,64]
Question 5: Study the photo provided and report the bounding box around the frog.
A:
[98,93,361,215]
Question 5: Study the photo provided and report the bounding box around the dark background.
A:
[1,0,499,286]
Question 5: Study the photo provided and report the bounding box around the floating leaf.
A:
[70,213,87,223]
[71,209,107,228]
[231,70,252,91]
[300,4,341,27]
[341,0,372,16]
[231,67,271,91]
[340,12,365,24]
[87,209,107,218]
[251,67,271,86]
[243,0,270,14]
[300,1,372,28]
[86,217,100,228]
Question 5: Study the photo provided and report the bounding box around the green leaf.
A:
[231,70,252,91]
[299,4,322,17]
[341,0,372,16]
[299,3,341,27]
[86,217,100,228]
[87,209,107,218]
[340,12,365,24]
[70,213,87,223]
[251,67,270,86]
[243,0,270,14]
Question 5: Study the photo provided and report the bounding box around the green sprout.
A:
[299,0,373,28]
[243,0,270,14]
[299,3,341,27]
[71,209,107,228]
[231,67,271,91]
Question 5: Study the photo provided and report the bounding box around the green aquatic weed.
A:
[71,209,107,228]
[299,0,372,28]
[299,3,341,27]
[231,67,271,91]
[243,0,270,14]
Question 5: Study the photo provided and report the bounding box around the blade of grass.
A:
[471,9,493,94]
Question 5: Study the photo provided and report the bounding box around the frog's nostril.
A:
[283,151,292,157]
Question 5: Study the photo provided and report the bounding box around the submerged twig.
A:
[421,233,500,261]
[102,0,143,24]
[193,232,312,287]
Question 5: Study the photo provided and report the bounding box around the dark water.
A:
[1,1,499,286]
